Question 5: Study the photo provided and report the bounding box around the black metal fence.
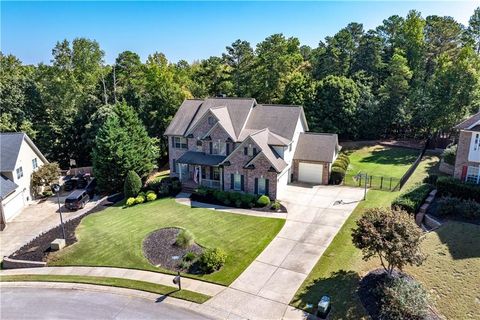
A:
[343,173,401,191]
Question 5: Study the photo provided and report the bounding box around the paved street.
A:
[0,195,103,258]
[0,287,211,320]
[206,184,364,319]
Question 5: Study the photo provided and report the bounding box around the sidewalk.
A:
[0,266,225,297]
[175,193,288,219]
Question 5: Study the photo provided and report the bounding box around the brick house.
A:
[164,98,340,199]
[453,111,480,184]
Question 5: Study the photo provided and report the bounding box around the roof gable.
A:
[294,132,339,163]
[455,112,480,130]
[0,133,48,172]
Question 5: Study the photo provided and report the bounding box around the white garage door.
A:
[298,162,323,184]
[2,191,24,222]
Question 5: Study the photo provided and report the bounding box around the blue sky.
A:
[1,1,478,65]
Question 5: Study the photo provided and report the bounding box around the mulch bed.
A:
[8,195,120,262]
[358,269,441,320]
[190,194,287,213]
[142,228,204,274]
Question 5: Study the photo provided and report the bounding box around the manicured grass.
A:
[405,222,480,319]
[290,153,442,318]
[49,197,285,286]
[345,145,419,179]
[0,274,210,304]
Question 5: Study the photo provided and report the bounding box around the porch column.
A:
[179,163,182,181]
[220,167,223,190]
[199,166,202,186]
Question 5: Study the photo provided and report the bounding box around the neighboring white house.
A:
[0,132,48,229]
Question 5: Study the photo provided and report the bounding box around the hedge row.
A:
[436,176,480,202]
[330,153,350,185]
[391,183,434,214]
[193,187,272,209]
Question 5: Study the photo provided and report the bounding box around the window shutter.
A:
[254,178,258,194]
[172,159,176,173]
[244,147,248,155]
[171,137,175,147]
[226,143,230,155]
[210,142,213,154]
[253,148,257,155]
[230,174,234,189]
[265,179,269,196]
[241,175,245,191]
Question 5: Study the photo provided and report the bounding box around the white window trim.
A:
[16,166,24,179]
[466,166,480,184]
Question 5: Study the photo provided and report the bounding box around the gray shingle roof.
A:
[455,112,480,131]
[164,98,308,143]
[0,174,18,199]
[0,132,48,172]
[1,132,26,171]
[243,104,307,141]
[294,133,340,163]
[176,151,226,166]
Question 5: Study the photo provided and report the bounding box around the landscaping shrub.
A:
[422,173,438,185]
[145,176,164,191]
[228,192,241,205]
[42,190,53,197]
[146,192,157,202]
[199,248,227,273]
[437,196,480,219]
[124,171,142,198]
[330,166,346,185]
[332,153,350,172]
[194,186,209,197]
[442,144,457,165]
[234,199,242,208]
[256,195,271,207]
[156,177,182,197]
[126,197,136,206]
[392,183,434,214]
[436,176,480,202]
[183,252,197,262]
[241,194,256,208]
[134,195,145,204]
[213,190,228,204]
[379,277,429,320]
[271,200,281,211]
[175,229,194,248]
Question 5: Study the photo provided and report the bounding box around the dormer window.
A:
[244,144,257,157]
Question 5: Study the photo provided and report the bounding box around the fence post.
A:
[389,177,392,190]
[380,176,384,190]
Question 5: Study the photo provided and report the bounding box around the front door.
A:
[178,163,189,182]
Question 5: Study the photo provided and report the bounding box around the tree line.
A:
[1,8,480,168]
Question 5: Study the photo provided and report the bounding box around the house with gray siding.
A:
[164,97,340,199]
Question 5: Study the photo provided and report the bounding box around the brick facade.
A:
[223,138,278,199]
[292,159,330,185]
[454,131,473,180]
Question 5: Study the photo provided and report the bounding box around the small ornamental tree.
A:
[31,162,60,190]
[124,171,142,198]
[351,207,425,276]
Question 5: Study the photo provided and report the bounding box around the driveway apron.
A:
[205,184,364,319]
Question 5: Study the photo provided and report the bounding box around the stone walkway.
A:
[175,193,288,219]
[0,266,225,297]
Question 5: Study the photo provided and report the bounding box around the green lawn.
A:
[344,145,419,189]
[0,274,210,304]
[49,198,285,286]
[406,222,480,319]
[290,153,442,319]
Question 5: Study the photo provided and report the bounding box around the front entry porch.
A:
[178,164,223,190]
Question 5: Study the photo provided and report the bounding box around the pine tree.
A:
[92,102,158,193]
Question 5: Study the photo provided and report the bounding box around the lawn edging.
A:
[0,274,211,304]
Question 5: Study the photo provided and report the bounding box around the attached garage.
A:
[292,132,341,185]
[2,191,24,222]
[298,162,324,184]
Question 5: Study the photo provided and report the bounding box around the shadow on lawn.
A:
[434,222,480,260]
[292,270,365,319]
[359,148,418,166]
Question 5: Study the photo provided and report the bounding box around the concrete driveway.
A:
[0,194,102,258]
[205,184,364,319]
